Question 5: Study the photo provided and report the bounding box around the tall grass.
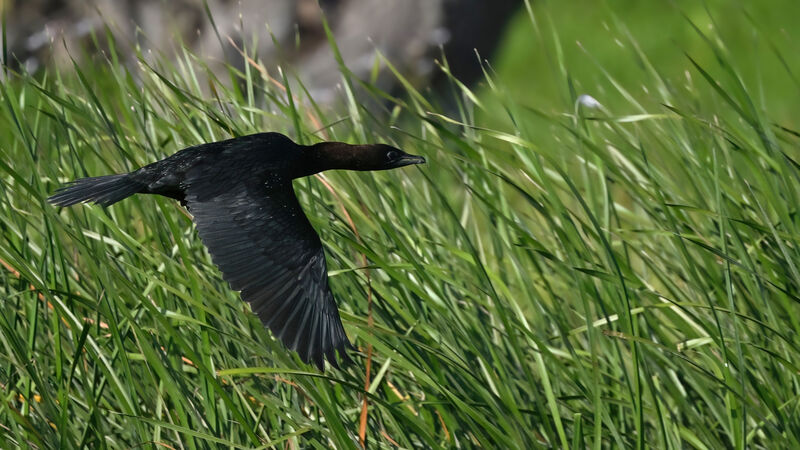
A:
[1,1,799,448]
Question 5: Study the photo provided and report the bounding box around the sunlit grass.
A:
[0,1,799,448]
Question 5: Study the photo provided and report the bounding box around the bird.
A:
[48,132,426,370]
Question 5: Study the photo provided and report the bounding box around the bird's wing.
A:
[185,179,351,369]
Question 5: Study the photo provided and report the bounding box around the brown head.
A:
[295,141,426,178]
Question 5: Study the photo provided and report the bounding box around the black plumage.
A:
[48,132,425,369]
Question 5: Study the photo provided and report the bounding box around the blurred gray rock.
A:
[2,0,521,98]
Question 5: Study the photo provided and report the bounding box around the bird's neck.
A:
[292,142,368,178]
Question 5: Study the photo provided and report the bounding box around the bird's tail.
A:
[48,174,143,207]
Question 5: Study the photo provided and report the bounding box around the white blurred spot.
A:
[24,58,40,74]
[430,27,451,46]
[577,94,602,109]
[73,18,96,37]
[26,27,53,51]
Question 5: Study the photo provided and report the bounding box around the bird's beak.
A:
[395,154,426,167]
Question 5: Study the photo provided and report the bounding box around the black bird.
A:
[48,132,425,369]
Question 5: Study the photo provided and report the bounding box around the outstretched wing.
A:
[185,179,351,369]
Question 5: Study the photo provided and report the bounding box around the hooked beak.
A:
[394,154,426,167]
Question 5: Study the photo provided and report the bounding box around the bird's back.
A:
[132,133,297,200]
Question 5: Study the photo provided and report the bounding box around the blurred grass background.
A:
[494,0,800,120]
[1,0,800,448]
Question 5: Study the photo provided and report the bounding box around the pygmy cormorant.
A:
[48,132,426,369]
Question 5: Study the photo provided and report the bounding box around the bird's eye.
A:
[386,150,399,160]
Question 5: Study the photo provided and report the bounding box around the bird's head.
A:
[303,141,426,175]
[349,143,427,171]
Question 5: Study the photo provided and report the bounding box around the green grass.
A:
[1,0,800,448]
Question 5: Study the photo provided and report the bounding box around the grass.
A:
[1,0,800,448]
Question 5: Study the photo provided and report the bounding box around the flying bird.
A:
[48,132,426,369]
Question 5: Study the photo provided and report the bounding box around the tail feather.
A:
[48,174,142,207]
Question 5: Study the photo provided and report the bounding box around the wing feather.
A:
[185,180,351,369]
